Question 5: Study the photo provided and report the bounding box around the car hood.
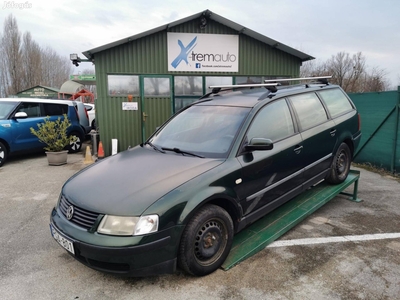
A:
[63,146,223,215]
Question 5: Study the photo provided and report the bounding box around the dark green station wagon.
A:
[50,76,361,276]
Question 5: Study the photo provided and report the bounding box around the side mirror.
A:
[245,138,273,151]
[14,112,28,119]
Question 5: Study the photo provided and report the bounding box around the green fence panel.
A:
[349,87,400,173]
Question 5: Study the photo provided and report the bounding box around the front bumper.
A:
[50,207,184,276]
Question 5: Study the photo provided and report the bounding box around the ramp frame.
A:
[222,169,361,270]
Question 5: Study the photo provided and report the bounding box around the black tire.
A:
[68,132,83,153]
[326,143,351,184]
[178,204,234,276]
[91,119,96,129]
[0,141,8,167]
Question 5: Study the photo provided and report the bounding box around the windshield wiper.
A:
[145,141,165,153]
[161,147,204,158]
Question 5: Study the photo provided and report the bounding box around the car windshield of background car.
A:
[0,101,18,120]
[150,105,251,158]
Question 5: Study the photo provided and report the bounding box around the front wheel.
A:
[326,143,351,184]
[0,141,8,167]
[68,132,83,153]
[178,204,234,276]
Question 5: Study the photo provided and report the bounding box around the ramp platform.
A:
[222,170,361,270]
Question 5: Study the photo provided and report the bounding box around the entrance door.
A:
[140,75,173,142]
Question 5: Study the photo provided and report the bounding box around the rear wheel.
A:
[178,204,233,276]
[0,141,8,167]
[326,143,351,184]
[68,132,83,153]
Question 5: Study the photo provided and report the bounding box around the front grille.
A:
[59,195,99,230]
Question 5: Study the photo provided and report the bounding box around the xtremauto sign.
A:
[167,33,239,72]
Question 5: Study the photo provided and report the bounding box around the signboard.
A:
[122,102,138,110]
[70,75,96,81]
[167,33,239,72]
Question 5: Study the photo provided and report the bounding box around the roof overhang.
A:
[82,10,314,62]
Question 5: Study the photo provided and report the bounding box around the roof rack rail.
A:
[209,83,279,89]
[209,83,279,94]
[264,75,332,84]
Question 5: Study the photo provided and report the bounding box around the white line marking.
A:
[267,233,400,248]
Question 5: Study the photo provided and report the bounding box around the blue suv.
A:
[0,98,85,167]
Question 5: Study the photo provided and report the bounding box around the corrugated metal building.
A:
[80,10,314,156]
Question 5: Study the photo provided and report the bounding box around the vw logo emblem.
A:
[66,205,74,220]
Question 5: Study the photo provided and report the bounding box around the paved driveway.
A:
[1,153,399,300]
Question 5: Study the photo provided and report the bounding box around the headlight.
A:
[97,215,159,236]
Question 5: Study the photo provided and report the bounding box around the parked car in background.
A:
[83,103,96,129]
[50,76,361,277]
[0,98,85,167]
[74,102,91,134]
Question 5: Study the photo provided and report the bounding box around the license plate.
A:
[50,224,75,255]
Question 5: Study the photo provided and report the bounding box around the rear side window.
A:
[289,92,328,131]
[43,103,68,116]
[247,99,295,142]
[318,88,353,118]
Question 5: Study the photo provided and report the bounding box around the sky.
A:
[1,0,399,88]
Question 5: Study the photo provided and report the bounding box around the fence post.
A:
[391,86,400,173]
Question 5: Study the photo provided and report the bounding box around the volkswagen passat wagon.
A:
[50,77,361,276]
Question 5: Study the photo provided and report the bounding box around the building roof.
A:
[82,9,314,62]
[59,80,85,95]
[17,85,59,93]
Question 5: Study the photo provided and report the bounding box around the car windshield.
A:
[0,101,18,120]
[149,105,251,158]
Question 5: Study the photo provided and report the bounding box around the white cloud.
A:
[1,0,399,86]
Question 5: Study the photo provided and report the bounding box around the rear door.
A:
[236,98,304,216]
[288,92,336,184]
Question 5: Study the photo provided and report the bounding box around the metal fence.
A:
[349,87,400,174]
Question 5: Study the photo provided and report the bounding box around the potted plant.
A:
[30,114,77,165]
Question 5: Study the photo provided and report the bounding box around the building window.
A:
[108,75,139,96]
[144,78,170,96]
[205,77,232,93]
[174,76,203,96]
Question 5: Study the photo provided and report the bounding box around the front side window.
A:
[289,93,328,131]
[318,88,353,118]
[17,102,41,118]
[150,105,251,158]
[247,99,295,142]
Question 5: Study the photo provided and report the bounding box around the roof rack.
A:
[209,83,279,89]
[264,75,332,84]
[208,83,279,94]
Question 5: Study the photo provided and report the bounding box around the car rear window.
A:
[318,88,354,118]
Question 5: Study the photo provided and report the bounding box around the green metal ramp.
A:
[222,170,361,270]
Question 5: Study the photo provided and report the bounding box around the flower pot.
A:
[45,150,68,166]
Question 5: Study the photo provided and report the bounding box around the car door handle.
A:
[330,129,337,137]
[294,145,303,154]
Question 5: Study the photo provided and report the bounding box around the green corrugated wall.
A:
[93,18,303,156]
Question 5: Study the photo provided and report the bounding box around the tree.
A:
[1,14,22,96]
[301,51,390,93]
[0,14,73,97]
